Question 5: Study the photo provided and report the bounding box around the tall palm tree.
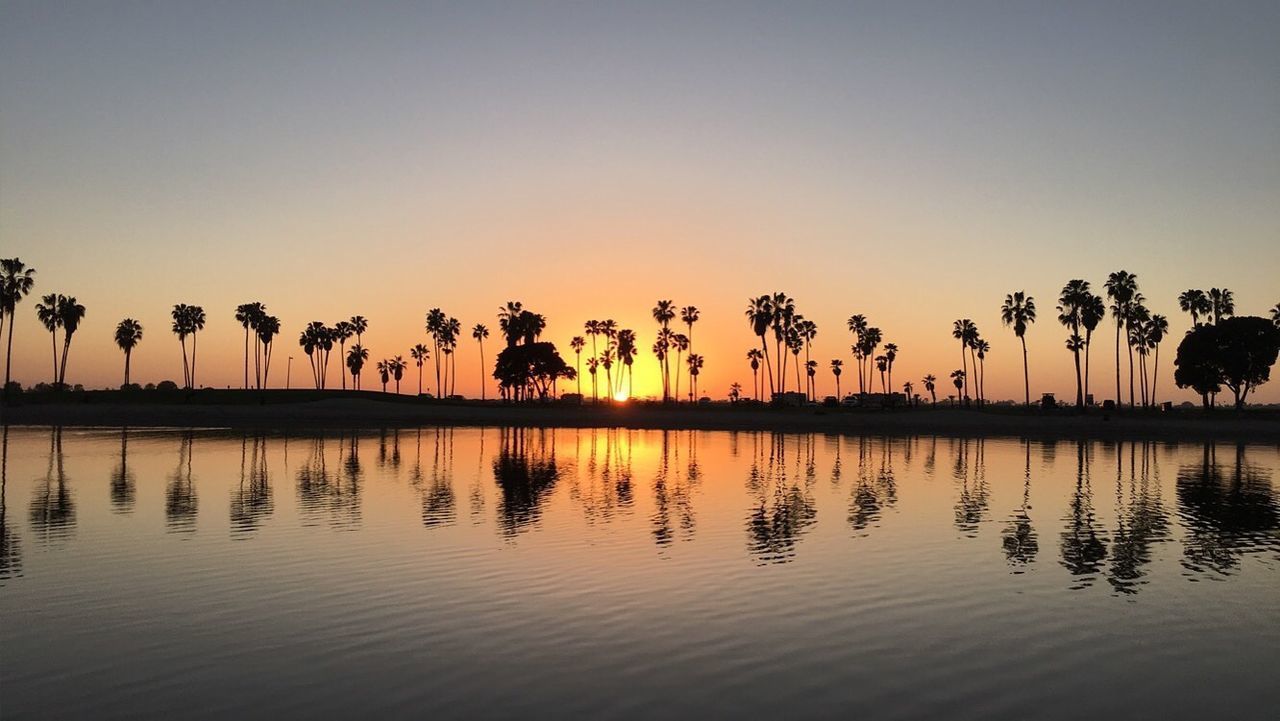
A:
[652,301,676,400]
[806,359,817,399]
[586,356,599,401]
[584,320,602,402]
[874,355,887,393]
[616,329,637,398]
[748,348,763,401]
[846,314,868,393]
[861,326,882,397]
[1000,291,1037,405]
[1146,314,1169,407]
[570,336,585,397]
[950,369,965,403]
[426,308,448,395]
[235,303,264,390]
[173,304,207,389]
[769,292,795,394]
[952,319,976,404]
[686,353,704,401]
[410,343,430,395]
[333,321,355,390]
[747,296,775,399]
[257,315,280,388]
[1178,289,1210,327]
[349,316,368,347]
[376,359,390,392]
[35,293,62,385]
[114,319,143,386]
[1104,271,1138,406]
[799,319,818,400]
[390,355,406,394]
[974,339,989,406]
[681,304,699,359]
[1080,291,1105,403]
[599,319,618,398]
[923,374,937,405]
[1207,287,1234,324]
[599,347,615,401]
[346,344,368,390]
[1057,280,1091,408]
[830,359,843,400]
[473,323,490,400]
[1125,298,1150,407]
[672,333,689,401]
[883,342,898,400]
[1,258,37,394]
[902,381,914,405]
[445,316,461,396]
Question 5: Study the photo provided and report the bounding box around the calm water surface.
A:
[2,426,1278,720]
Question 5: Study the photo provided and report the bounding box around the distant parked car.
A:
[822,396,838,407]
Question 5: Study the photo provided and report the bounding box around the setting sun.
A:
[613,390,629,402]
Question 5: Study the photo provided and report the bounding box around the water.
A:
[2,426,1278,720]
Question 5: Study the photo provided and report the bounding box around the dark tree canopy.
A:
[1174,316,1280,408]
[493,341,574,401]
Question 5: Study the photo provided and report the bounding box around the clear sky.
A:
[2,1,1278,402]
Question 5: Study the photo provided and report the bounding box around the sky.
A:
[2,1,1278,402]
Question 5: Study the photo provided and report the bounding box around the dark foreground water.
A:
[1,426,1278,720]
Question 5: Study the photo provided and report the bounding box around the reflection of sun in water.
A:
[613,390,629,402]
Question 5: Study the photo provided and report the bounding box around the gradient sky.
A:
[2,1,1278,402]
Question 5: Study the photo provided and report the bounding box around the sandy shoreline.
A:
[3,393,1278,442]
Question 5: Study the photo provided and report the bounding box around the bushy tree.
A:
[1174,317,1280,409]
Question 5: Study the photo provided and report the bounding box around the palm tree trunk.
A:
[761,340,775,398]
[243,327,249,390]
[1020,335,1030,405]
[1127,339,1136,408]
[1151,343,1160,407]
[1083,329,1092,403]
[124,349,131,386]
[479,340,486,400]
[191,331,198,389]
[1073,348,1083,408]
[1114,324,1122,406]
[180,336,189,389]
[960,341,968,405]
[4,312,17,392]
[50,328,59,385]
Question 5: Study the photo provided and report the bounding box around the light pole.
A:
[287,356,293,389]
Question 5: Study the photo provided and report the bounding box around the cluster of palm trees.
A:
[32,293,87,389]
[169,304,207,389]
[650,301,704,402]
[744,293,820,402]
[0,258,37,391]
[573,318,634,402]
[233,303,283,390]
[949,319,988,406]
[283,316,367,390]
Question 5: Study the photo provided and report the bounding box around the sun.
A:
[613,390,629,402]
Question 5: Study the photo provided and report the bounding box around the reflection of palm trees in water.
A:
[165,431,197,532]
[746,433,817,564]
[230,433,274,537]
[1002,440,1038,569]
[848,437,898,536]
[420,428,457,529]
[296,434,361,530]
[31,427,77,542]
[493,428,560,538]
[110,427,136,513]
[1178,443,1279,575]
[569,429,635,526]
[953,438,989,537]
[1060,441,1108,587]
[377,428,401,470]
[1,427,23,582]
[651,431,697,548]
[1107,441,1170,593]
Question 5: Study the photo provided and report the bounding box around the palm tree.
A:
[570,336,585,397]
[599,347,615,401]
[114,319,143,386]
[333,320,355,390]
[952,319,976,404]
[1104,271,1138,406]
[426,308,448,395]
[681,305,699,389]
[390,355,406,394]
[599,319,618,399]
[830,359,843,400]
[1126,299,1150,406]
[1178,289,1210,327]
[687,353,704,400]
[950,369,965,404]
[874,355,887,393]
[1272,303,1280,329]
[861,327,882,397]
[798,319,818,400]
[846,314,868,392]
[1080,291,1105,403]
[256,315,280,388]
[410,343,430,395]
[652,301,676,400]
[1207,287,1234,324]
[883,342,898,400]
[769,292,795,394]
[806,359,817,399]
[1146,314,1169,407]
[586,356,599,401]
[902,381,914,405]
[1057,281,1090,409]
[923,374,938,405]
[376,359,390,392]
[1,258,37,394]
[472,323,490,400]
[1000,291,1037,405]
[748,348,763,401]
[349,316,368,346]
[56,297,86,388]
[747,296,775,399]
[729,382,742,403]
[235,303,264,390]
[616,329,637,398]
[584,320,601,402]
[35,293,62,385]
[672,333,689,401]
[346,344,368,390]
[974,339,989,406]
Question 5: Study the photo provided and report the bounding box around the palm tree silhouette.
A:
[1,258,37,394]
[747,296,776,399]
[875,354,888,393]
[769,292,795,394]
[349,316,368,346]
[1000,291,1037,405]
[114,319,143,386]
[747,348,763,401]
[35,293,62,384]
[584,319,601,402]
[256,315,280,388]
[830,359,843,400]
[1146,314,1169,406]
[1207,287,1234,324]
[1126,299,1151,406]
[1057,280,1091,408]
[376,359,390,392]
[426,308,448,395]
[950,369,965,404]
[846,314,868,393]
[586,356,599,400]
[952,319,976,404]
[729,382,742,403]
[806,359,817,398]
[235,303,265,390]
[1271,303,1280,328]
[170,304,206,389]
[616,329,637,398]
[1080,291,1105,403]
[570,336,585,397]
[902,380,914,405]
[923,374,937,405]
[390,355,406,394]
[333,320,355,390]
[687,353,704,400]
[410,343,430,395]
[599,319,618,399]
[1104,271,1138,406]
[883,342,898,399]
[346,344,368,390]
[681,306,699,389]
[974,339,989,405]
[1178,289,1210,327]
[672,333,689,401]
[798,319,818,400]
[472,323,489,400]
[652,301,676,401]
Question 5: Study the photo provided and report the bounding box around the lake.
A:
[1,426,1277,720]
